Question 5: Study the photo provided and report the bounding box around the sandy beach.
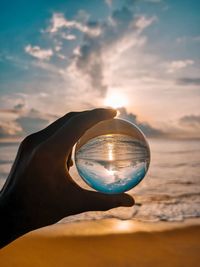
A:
[1,218,200,267]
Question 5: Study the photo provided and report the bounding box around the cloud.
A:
[2,106,199,140]
[0,121,22,138]
[61,33,76,40]
[179,115,200,129]
[117,110,200,139]
[31,60,64,74]
[47,13,101,37]
[25,45,53,60]
[0,108,54,139]
[13,99,27,111]
[55,45,62,51]
[27,3,156,102]
[192,36,200,42]
[57,53,66,60]
[167,60,194,73]
[118,107,163,137]
[135,15,157,30]
[105,0,112,7]
[65,4,156,97]
[176,77,200,86]
[16,109,50,135]
[75,10,90,23]
[0,103,26,114]
[166,114,200,139]
[176,35,200,44]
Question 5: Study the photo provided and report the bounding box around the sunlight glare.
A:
[104,92,128,109]
[108,142,114,161]
[106,169,116,176]
[115,220,132,232]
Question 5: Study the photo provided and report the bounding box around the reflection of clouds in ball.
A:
[76,157,147,193]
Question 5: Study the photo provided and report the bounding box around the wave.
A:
[1,138,200,223]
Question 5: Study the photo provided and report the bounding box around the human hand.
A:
[0,108,134,247]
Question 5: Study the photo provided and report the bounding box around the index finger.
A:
[47,108,116,158]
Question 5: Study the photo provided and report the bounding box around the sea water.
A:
[1,139,200,222]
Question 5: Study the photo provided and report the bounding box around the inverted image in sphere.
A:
[75,119,150,194]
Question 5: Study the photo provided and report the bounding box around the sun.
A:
[104,92,128,109]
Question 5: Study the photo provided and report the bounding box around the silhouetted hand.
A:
[0,108,134,248]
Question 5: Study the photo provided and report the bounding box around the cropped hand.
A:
[0,108,134,248]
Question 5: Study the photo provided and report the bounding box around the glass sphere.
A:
[75,118,150,194]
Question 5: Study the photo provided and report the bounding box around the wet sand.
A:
[1,219,200,267]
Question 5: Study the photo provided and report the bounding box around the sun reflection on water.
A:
[108,142,114,161]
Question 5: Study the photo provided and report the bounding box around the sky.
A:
[0,0,200,139]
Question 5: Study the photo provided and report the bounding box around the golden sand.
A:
[1,219,200,267]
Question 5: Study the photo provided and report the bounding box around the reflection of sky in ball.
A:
[75,119,150,194]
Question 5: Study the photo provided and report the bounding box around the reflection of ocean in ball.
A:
[75,119,150,194]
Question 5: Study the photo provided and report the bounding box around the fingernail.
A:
[107,108,117,117]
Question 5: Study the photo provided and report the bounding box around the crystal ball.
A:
[75,118,150,194]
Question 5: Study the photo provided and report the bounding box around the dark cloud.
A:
[14,103,26,111]
[177,77,200,86]
[118,107,163,137]
[16,109,50,135]
[179,115,200,129]
[0,108,52,139]
[76,40,107,96]
[73,3,139,97]
[112,6,133,26]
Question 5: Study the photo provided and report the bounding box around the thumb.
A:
[81,190,134,212]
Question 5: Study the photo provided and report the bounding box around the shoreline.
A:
[1,218,200,267]
[35,217,200,237]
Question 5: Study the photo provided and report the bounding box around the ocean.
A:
[0,138,200,222]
